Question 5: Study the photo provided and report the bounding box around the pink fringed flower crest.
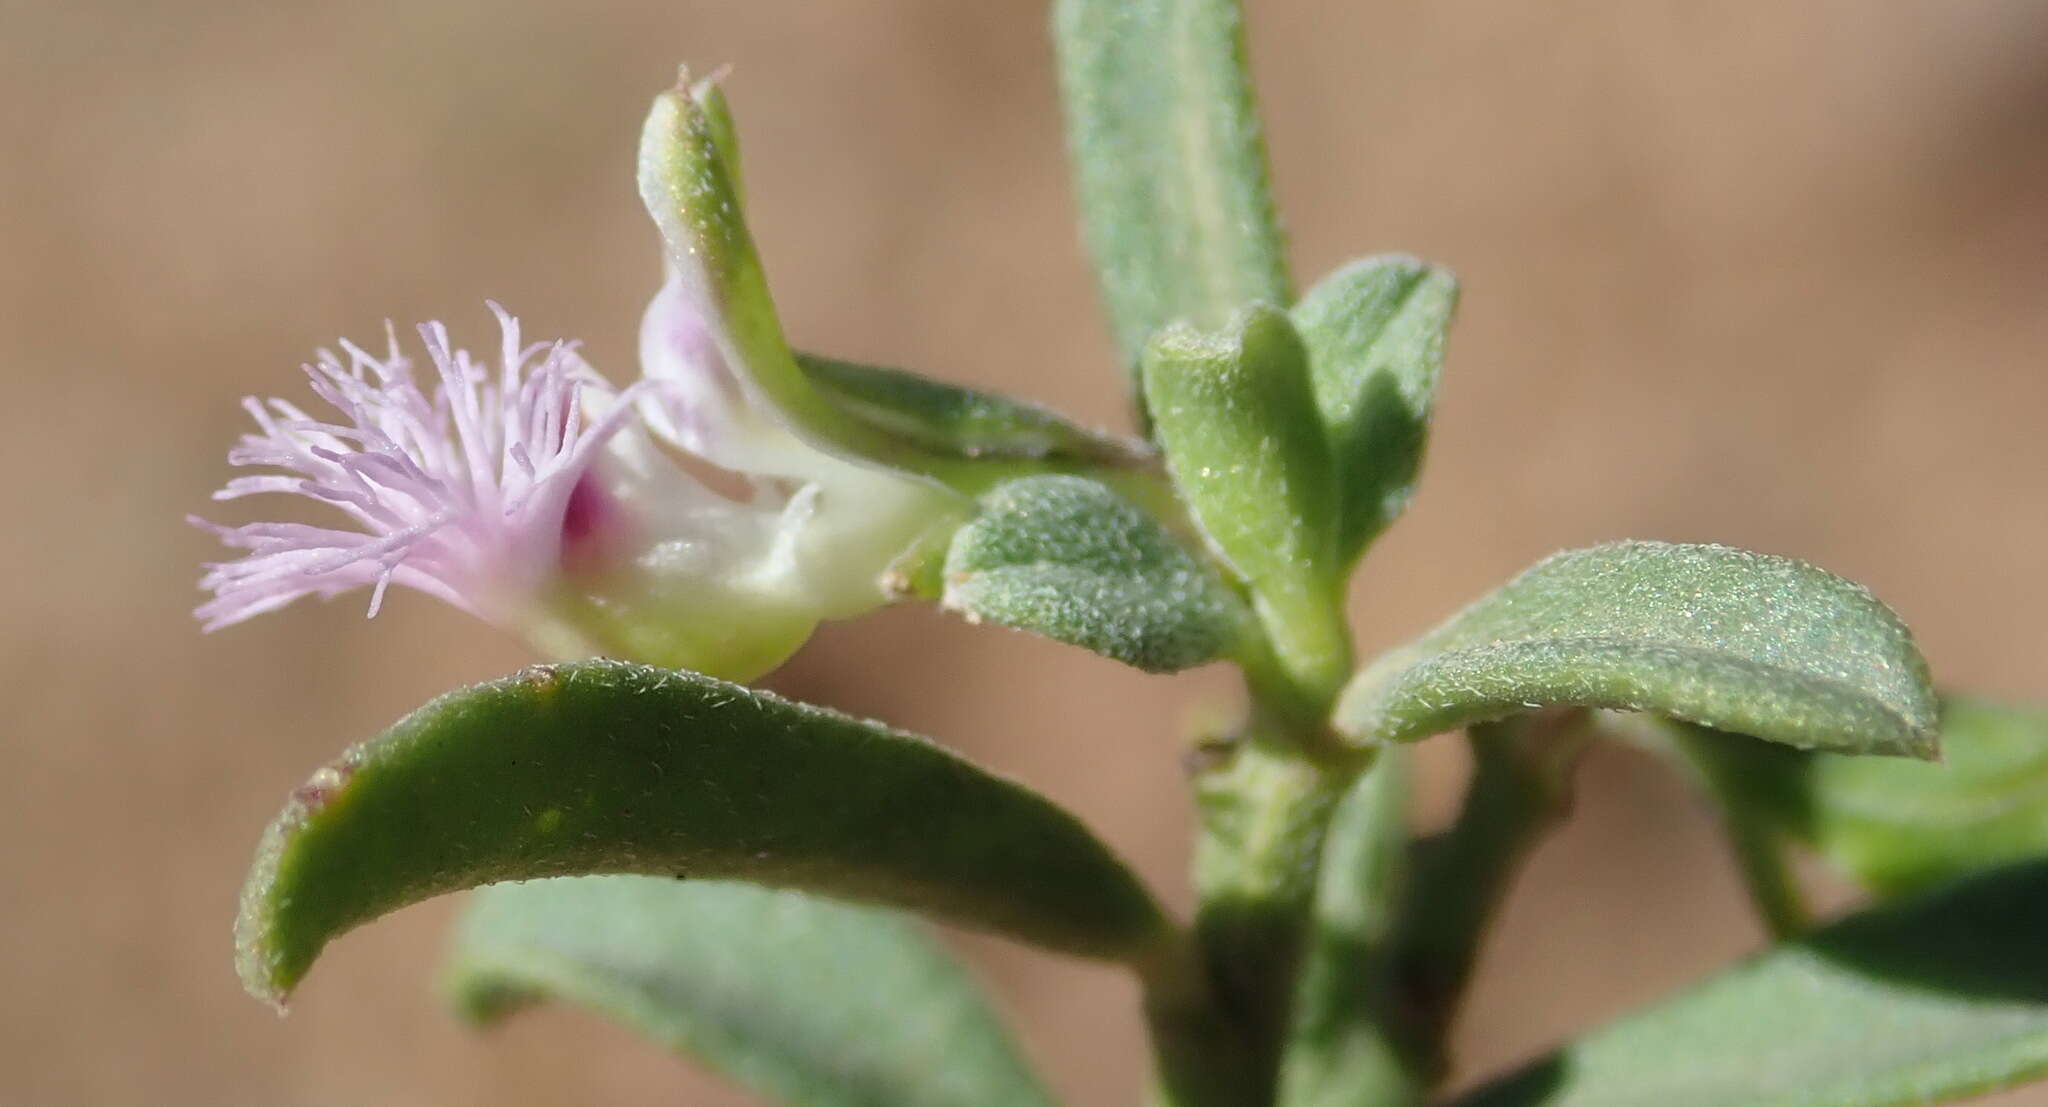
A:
[192,305,639,631]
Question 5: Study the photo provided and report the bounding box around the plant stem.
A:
[1392,713,1593,1087]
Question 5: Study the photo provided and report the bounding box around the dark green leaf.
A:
[235,660,1166,1005]
[797,352,1146,466]
[1142,308,1349,701]
[1052,0,1291,373]
[447,876,1055,1107]
[1290,256,1459,561]
[1451,858,2048,1107]
[1675,698,2048,897]
[943,475,1251,672]
[1336,541,1937,755]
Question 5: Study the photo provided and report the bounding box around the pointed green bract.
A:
[1290,256,1459,562]
[1336,541,1937,755]
[943,475,1251,673]
[1052,0,1291,375]
[447,876,1055,1107]
[1142,308,1350,703]
[1450,859,2048,1107]
[797,352,1147,467]
[234,661,1166,1006]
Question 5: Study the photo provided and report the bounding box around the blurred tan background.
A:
[5,1,2047,1104]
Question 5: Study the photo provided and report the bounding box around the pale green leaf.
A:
[1052,0,1291,373]
[1290,255,1459,561]
[943,475,1251,672]
[235,660,1165,1005]
[1451,858,2048,1107]
[1142,308,1349,701]
[447,876,1054,1107]
[1336,541,1937,755]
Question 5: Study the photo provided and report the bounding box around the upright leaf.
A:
[1336,541,1937,756]
[1290,256,1459,561]
[1143,308,1350,703]
[1450,859,2048,1107]
[447,876,1055,1107]
[1052,0,1291,373]
[943,475,1252,673]
[235,660,1166,1005]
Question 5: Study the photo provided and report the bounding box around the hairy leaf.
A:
[943,475,1250,672]
[1336,541,1937,755]
[1290,255,1459,561]
[1451,859,2048,1107]
[235,660,1165,1005]
[1142,309,1349,700]
[447,876,1054,1107]
[1052,0,1291,373]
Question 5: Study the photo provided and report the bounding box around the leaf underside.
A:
[1337,541,1938,756]
[1451,859,2048,1107]
[448,875,1055,1107]
[235,660,1164,1006]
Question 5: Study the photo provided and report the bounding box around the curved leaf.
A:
[1052,0,1291,374]
[943,475,1251,673]
[447,876,1055,1107]
[797,352,1146,466]
[1290,255,1459,562]
[1450,858,2048,1107]
[1335,542,1937,756]
[235,660,1166,1005]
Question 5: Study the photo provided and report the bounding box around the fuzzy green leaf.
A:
[1451,858,2048,1107]
[1336,542,1937,755]
[447,876,1055,1107]
[797,351,1146,466]
[235,660,1165,1006]
[1290,256,1459,561]
[1052,0,1291,374]
[943,475,1250,673]
[1142,308,1349,701]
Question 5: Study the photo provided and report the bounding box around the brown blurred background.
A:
[5,1,2047,1104]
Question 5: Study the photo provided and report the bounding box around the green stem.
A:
[1393,713,1592,1087]
[1275,750,1420,1107]
[1645,720,1813,940]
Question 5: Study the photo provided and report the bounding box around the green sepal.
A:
[446,876,1056,1107]
[1142,307,1350,704]
[1290,255,1459,563]
[1051,0,1291,377]
[1450,858,2048,1107]
[942,475,1252,673]
[234,660,1166,1006]
[1336,541,1938,756]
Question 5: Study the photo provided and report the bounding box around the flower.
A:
[194,70,966,679]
